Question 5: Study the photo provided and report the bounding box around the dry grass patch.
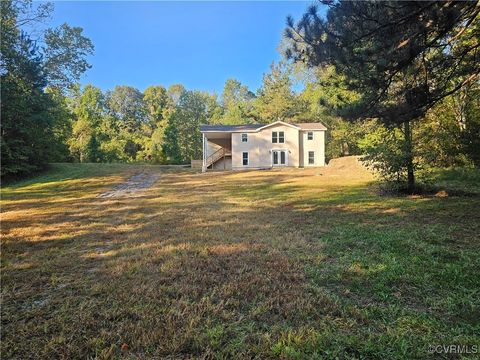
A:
[1,160,479,359]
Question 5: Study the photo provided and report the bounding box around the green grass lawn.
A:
[1,160,479,359]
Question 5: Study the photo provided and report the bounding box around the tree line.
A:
[53,62,367,166]
[2,0,479,191]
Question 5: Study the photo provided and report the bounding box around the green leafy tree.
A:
[46,87,74,162]
[107,85,147,133]
[144,85,169,125]
[147,126,167,163]
[43,23,94,91]
[417,82,480,168]
[97,115,125,162]
[359,123,410,184]
[166,84,186,111]
[0,31,54,177]
[106,85,147,160]
[204,92,223,125]
[285,1,480,191]
[176,90,210,161]
[68,85,105,162]
[161,90,211,163]
[142,85,170,162]
[162,118,182,164]
[299,65,365,159]
[254,61,305,122]
[219,79,255,124]
[0,0,93,178]
[460,89,480,166]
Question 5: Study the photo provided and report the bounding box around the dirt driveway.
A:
[98,171,160,198]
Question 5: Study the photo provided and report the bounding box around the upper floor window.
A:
[272,131,285,143]
[242,152,249,166]
[307,132,314,140]
[241,133,248,142]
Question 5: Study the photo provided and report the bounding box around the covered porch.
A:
[202,132,232,172]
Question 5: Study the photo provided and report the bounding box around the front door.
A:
[272,150,287,166]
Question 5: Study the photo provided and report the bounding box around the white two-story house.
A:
[200,120,327,171]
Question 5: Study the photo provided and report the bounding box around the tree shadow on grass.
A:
[1,168,479,358]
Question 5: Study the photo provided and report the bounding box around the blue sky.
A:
[46,1,316,94]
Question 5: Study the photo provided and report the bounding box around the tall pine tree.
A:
[285,1,479,191]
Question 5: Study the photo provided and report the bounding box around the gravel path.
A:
[98,172,160,198]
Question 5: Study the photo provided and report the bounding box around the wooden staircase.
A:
[205,148,231,169]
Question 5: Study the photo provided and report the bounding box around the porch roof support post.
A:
[202,133,206,173]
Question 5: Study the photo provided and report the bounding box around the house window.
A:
[272,131,278,143]
[307,132,314,140]
[241,133,248,142]
[308,151,315,165]
[278,131,285,143]
[242,152,249,166]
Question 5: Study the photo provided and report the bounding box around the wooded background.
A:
[2,0,479,191]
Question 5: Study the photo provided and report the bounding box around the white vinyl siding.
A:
[231,124,302,169]
[300,130,325,167]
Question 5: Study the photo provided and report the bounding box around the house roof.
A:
[296,122,328,131]
[256,121,301,131]
[200,121,327,133]
[200,124,265,132]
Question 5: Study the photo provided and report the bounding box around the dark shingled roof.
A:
[200,122,327,132]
